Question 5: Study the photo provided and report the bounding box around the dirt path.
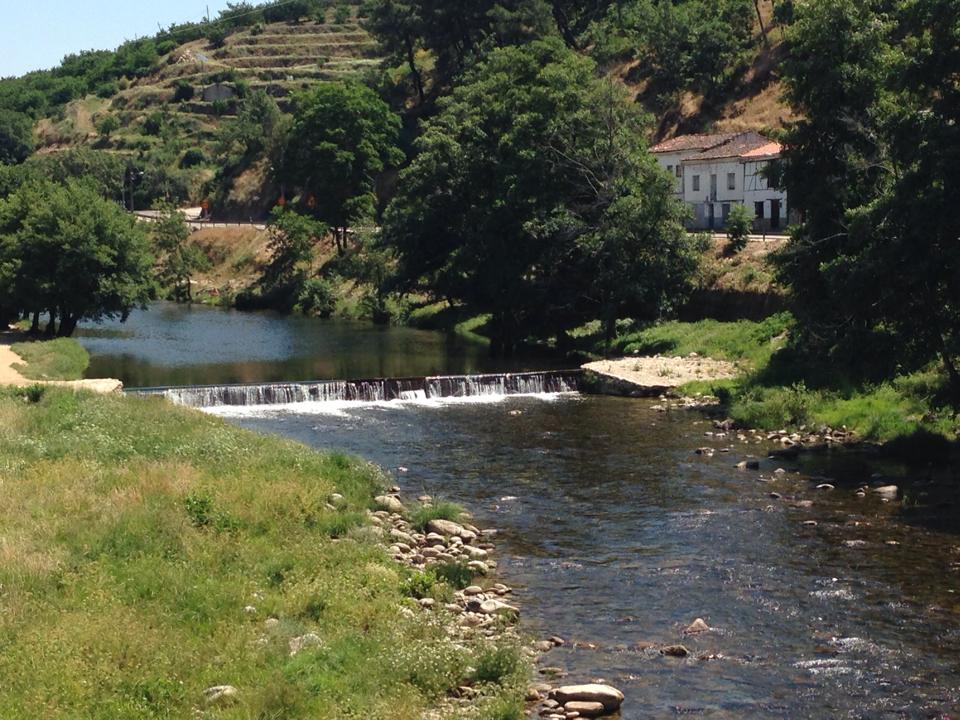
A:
[0,337,29,385]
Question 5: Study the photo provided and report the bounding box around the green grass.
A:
[406,302,492,345]
[609,312,793,370]
[11,337,90,380]
[0,388,525,718]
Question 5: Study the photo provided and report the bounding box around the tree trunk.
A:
[57,313,78,337]
[30,311,40,334]
[755,0,769,47]
[551,2,579,48]
[44,310,57,337]
[405,36,425,106]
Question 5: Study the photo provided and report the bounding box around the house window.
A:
[692,175,700,192]
[727,172,736,190]
[675,165,682,178]
[755,201,764,219]
[667,164,673,174]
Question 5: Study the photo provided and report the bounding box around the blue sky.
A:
[1,1,234,78]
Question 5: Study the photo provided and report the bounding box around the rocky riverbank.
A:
[370,489,626,719]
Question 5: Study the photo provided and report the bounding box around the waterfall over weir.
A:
[132,370,584,409]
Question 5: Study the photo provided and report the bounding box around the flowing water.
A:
[211,395,960,719]
[91,305,960,717]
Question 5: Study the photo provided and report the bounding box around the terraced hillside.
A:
[35,6,381,155]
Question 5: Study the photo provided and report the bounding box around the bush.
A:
[179,148,207,168]
[432,561,475,590]
[156,39,178,56]
[95,114,121,137]
[95,81,119,99]
[206,26,228,48]
[143,112,164,136]
[211,99,230,116]
[251,22,265,35]
[333,3,351,23]
[472,645,523,685]
[296,278,338,317]
[724,203,753,255]
[173,80,195,102]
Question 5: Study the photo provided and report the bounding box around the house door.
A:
[710,174,717,202]
[770,199,781,230]
[708,203,716,229]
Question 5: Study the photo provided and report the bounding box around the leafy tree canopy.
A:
[776,0,960,393]
[382,39,699,353]
[0,180,154,335]
[287,81,403,249]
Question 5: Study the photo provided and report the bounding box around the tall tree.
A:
[777,0,960,393]
[382,39,697,353]
[0,180,153,336]
[286,82,402,253]
[152,203,208,302]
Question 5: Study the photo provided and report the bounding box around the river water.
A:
[81,305,960,717]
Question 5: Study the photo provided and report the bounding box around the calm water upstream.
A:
[90,305,960,717]
[77,302,559,387]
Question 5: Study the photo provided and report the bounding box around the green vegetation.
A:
[152,204,210,302]
[385,39,699,354]
[777,0,960,396]
[0,179,154,336]
[409,500,466,533]
[0,387,526,718]
[10,337,90,380]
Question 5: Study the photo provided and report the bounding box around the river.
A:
[80,304,960,718]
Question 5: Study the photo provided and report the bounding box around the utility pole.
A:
[206,5,210,23]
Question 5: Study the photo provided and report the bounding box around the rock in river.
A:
[375,495,406,514]
[683,618,711,635]
[565,700,608,717]
[427,518,478,541]
[551,684,624,713]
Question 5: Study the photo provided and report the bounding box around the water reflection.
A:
[78,302,564,387]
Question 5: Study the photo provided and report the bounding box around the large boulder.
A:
[427,518,477,541]
[375,495,406,514]
[551,684,624,713]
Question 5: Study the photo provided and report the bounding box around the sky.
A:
[0,1,234,78]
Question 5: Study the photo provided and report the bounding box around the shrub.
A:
[143,112,164,136]
[156,39,178,56]
[211,99,230,116]
[724,203,753,255]
[95,114,121,137]
[95,81,119,99]
[206,26,228,48]
[251,22,265,35]
[472,645,523,685]
[334,3,351,23]
[173,80,195,102]
[296,278,338,318]
[179,148,206,168]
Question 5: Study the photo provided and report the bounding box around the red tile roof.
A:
[651,131,782,161]
[649,133,738,153]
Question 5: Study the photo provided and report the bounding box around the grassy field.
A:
[11,337,91,380]
[0,385,526,719]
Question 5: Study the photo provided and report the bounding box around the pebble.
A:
[551,684,624,713]
[374,495,406,514]
[872,485,899,500]
[660,644,690,657]
[737,460,761,471]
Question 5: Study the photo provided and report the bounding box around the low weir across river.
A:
[131,370,584,408]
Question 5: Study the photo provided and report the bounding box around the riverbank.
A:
[595,314,958,455]
[0,385,531,718]
[0,332,122,392]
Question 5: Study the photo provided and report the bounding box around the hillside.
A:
[34,6,380,161]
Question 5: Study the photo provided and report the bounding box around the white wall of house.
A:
[681,158,744,230]
[652,151,686,196]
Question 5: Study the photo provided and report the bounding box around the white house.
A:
[650,131,789,232]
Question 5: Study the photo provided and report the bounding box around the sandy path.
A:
[0,340,29,384]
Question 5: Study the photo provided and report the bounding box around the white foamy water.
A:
[202,391,576,418]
